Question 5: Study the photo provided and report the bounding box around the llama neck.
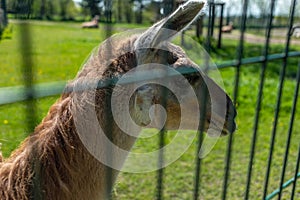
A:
[34,95,138,199]
[1,95,138,200]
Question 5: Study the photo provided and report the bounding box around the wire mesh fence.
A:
[0,0,299,199]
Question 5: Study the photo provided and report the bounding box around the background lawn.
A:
[0,21,299,199]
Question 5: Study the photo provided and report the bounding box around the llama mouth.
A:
[206,116,236,137]
[206,124,232,137]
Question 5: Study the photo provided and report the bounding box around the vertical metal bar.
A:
[211,2,215,37]
[163,0,174,16]
[156,75,169,200]
[20,20,41,199]
[193,4,214,198]
[206,1,212,39]
[104,85,113,200]
[244,0,276,199]
[192,84,208,200]
[222,0,248,199]
[278,60,300,200]
[20,23,37,138]
[156,3,173,198]
[217,4,224,49]
[156,73,169,200]
[205,1,213,52]
[193,54,210,200]
[290,143,300,200]
[105,8,114,199]
[156,123,166,200]
[262,0,297,198]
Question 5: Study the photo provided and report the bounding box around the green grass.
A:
[0,21,299,199]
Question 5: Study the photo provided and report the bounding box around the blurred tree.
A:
[196,16,203,37]
[135,0,143,24]
[124,0,133,23]
[162,0,175,16]
[7,0,78,20]
[252,0,269,18]
[117,0,122,22]
[8,0,33,19]
[1,0,8,25]
[39,0,45,19]
[79,0,101,18]
[59,0,68,20]
[151,0,161,22]
[104,0,112,22]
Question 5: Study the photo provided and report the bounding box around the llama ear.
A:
[135,0,206,49]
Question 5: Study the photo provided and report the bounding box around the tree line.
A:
[4,0,181,23]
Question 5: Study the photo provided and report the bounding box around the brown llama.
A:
[292,24,300,38]
[222,21,234,33]
[0,1,236,199]
[82,15,99,28]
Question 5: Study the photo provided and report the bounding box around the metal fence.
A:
[0,0,299,200]
[208,0,300,199]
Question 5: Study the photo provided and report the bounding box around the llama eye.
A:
[186,75,199,85]
[167,53,178,65]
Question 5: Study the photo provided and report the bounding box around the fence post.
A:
[163,0,175,16]
[217,3,224,48]
[210,1,215,37]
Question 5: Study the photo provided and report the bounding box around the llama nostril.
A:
[138,85,150,91]
[225,100,237,133]
[186,74,200,85]
[226,98,237,119]
[232,107,237,118]
[229,107,237,132]
[232,121,237,132]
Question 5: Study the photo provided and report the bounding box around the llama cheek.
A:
[132,108,151,127]
[164,102,181,130]
[131,102,152,127]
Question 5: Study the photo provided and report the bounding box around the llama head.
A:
[129,0,236,136]
[73,0,236,142]
[69,0,236,172]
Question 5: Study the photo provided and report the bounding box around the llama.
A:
[291,24,300,38]
[222,21,234,33]
[82,15,99,28]
[0,1,236,199]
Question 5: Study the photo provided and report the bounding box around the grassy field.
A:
[0,21,299,199]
